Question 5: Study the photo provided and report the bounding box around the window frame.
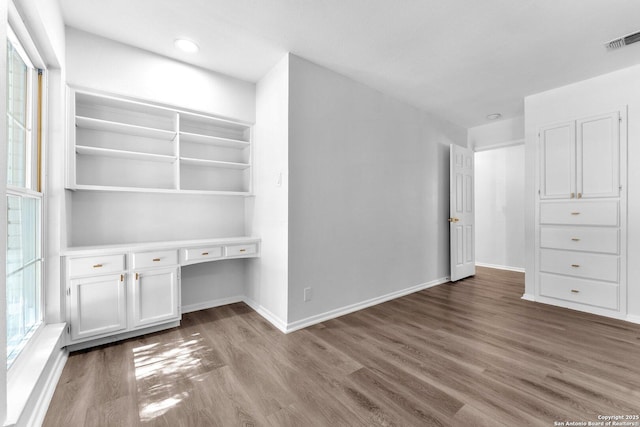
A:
[5,23,47,370]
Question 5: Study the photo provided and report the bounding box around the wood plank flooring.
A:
[43,267,640,426]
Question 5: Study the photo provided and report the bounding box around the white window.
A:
[6,26,44,368]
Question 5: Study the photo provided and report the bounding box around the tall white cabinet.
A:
[535,109,627,318]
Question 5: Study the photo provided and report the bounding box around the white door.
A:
[69,273,127,341]
[450,144,476,281]
[132,267,180,328]
[577,111,620,199]
[540,121,576,199]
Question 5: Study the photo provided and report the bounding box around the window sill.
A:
[5,323,67,427]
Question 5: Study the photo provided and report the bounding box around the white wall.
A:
[69,192,245,245]
[181,260,245,312]
[524,65,640,318]
[468,116,524,150]
[287,54,466,325]
[245,54,290,328]
[65,27,255,123]
[475,145,525,271]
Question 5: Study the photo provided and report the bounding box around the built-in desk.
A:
[62,237,260,350]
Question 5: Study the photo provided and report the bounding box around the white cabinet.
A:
[540,121,575,199]
[130,249,180,328]
[66,255,127,342]
[63,237,260,348]
[535,108,626,318]
[576,112,620,199]
[131,267,180,328]
[67,88,253,195]
[69,274,127,341]
[540,112,620,200]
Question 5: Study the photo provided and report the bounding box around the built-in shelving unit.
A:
[67,88,253,195]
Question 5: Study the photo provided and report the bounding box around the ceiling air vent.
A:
[606,31,640,50]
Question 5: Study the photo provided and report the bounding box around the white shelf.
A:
[69,89,253,195]
[70,184,252,196]
[76,145,177,163]
[179,132,249,149]
[76,116,176,141]
[179,157,250,170]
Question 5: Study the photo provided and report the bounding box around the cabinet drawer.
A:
[68,254,125,277]
[539,273,618,310]
[183,246,223,263]
[540,227,619,254]
[131,250,178,269]
[540,249,618,282]
[225,243,258,257]
[540,201,618,226]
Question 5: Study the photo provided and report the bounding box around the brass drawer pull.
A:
[570,192,575,199]
[202,252,209,256]
[571,264,580,268]
[571,238,580,241]
[239,249,246,253]
[93,264,103,268]
[571,289,580,293]
[570,212,580,215]
[577,192,582,199]
[153,258,161,262]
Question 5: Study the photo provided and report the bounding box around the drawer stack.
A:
[538,200,620,311]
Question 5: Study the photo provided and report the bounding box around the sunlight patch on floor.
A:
[133,332,207,422]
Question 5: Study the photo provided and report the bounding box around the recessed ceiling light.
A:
[486,113,502,120]
[174,38,199,53]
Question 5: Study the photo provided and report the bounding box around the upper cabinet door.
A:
[577,112,620,199]
[540,121,576,199]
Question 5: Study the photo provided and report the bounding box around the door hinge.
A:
[66,325,70,334]
[66,288,70,296]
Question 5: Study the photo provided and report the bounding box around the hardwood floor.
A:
[43,267,640,426]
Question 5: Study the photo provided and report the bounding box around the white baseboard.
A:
[66,321,180,352]
[181,295,244,314]
[476,262,525,273]
[284,277,450,333]
[243,297,288,333]
[25,345,68,427]
[626,314,640,325]
[521,293,536,302]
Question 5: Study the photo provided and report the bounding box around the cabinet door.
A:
[540,121,576,199]
[132,267,180,328]
[577,112,620,199]
[69,273,127,341]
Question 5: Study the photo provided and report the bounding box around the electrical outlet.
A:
[304,287,312,302]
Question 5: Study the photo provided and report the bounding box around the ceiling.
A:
[59,0,640,129]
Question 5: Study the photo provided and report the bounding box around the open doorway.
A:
[474,143,525,272]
